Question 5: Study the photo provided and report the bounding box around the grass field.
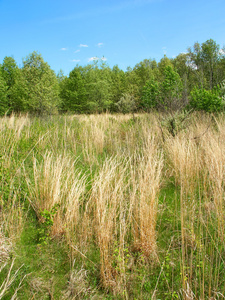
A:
[0,112,224,299]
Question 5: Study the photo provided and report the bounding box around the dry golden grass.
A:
[163,114,225,297]
[0,228,12,265]
[1,112,224,298]
[132,136,163,257]
[86,156,129,290]
[25,152,87,238]
[200,127,225,242]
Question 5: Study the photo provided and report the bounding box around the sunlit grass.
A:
[0,112,224,299]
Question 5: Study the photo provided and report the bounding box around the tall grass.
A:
[87,156,129,291]
[164,115,225,299]
[25,152,87,239]
[0,112,224,299]
[132,136,163,257]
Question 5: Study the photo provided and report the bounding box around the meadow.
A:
[0,112,224,299]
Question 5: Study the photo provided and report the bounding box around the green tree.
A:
[22,51,60,115]
[201,39,221,89]
[172,53,193,104]
[161,66,183,110]
[111,65,127,111]
[187,42,206,88]
[60,66,87,113]
[9,68,28,112]
[130,59,159,106]
[187,39,223,89]
[133,59,158,87]
[1,56,21,112]
[84,61,113,113]
[217,48,225,83]
[0,71,8,115]
[141,78,160,110]
[57,69,66,83]
[141,66,183,111]
[158,55,173,75]
[125,67,140,102]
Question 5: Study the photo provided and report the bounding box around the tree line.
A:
[0,39,225,116]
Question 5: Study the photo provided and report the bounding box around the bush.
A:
[116,93,136,114]
[189,87,224,112]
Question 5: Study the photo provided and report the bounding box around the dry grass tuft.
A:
[87,156,129,290]
[132,136,163,257]
[25,152,87,238]
[0,229,12,265]
[62,264,95,299]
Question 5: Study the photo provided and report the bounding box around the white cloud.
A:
[88,56,99,62]
[97,43,104,47]
[74,49,80,53]
[71,59,80,62]
[219,49,225,55]
[162,47,167,55]
[60,48,67,51]
[79,44,88,47]
[88,56,107,62]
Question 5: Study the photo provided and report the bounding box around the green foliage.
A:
[84,62,113,113]
[60,62,115,113]
[1,56,20,113]
[187,39,223,89]
[141,78,160,110]
[22,51,60,115]
[110,65,127,109]
[9,69,28,112]
[60,67,87,113]
[112,242,131,274]
[0,39,225,115]
[38,204,60,245]
[161,66,183,110]
[158,55,174,75]
[116,93,136,114]
[141,66,183,111]
[189,86,224,112]
[12,218,70,300]
[1,57,18,87]
[220,79,225,101]
[172,53,189,78]
[133,59,158,87]
[0,72,8,115]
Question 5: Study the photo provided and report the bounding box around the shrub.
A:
[189,87,224,112]
[116,93,136,114]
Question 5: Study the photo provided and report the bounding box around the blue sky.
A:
[0,0,225,75]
